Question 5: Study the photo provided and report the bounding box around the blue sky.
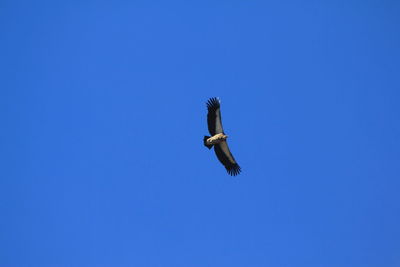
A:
[1,1,400,266]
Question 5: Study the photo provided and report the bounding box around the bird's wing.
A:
[206,97,224,136]
[214,141,241,176]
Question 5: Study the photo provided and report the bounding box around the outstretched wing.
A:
[206,97,224,136]
[214,141,241,176]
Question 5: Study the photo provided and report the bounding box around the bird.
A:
[203,97,241,176]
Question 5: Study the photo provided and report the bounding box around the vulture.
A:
[203,97,241,176]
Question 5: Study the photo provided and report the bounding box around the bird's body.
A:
[203,97,241,176]
[205,133,228,146]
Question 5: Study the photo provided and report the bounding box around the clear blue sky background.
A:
[1,1,400,266]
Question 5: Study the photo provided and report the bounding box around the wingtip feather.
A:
[227,164,241,176]
[206,97,220,110]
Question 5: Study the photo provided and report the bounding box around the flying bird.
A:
[203,97,241,176]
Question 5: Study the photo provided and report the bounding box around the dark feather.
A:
[206,97,224,136]
[214,141,241,176]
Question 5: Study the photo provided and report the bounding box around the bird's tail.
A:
[203,136,213,149]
